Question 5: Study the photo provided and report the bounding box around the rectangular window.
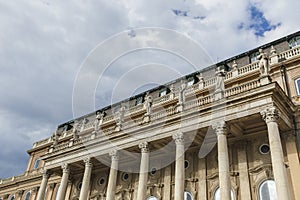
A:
[250,52,259,63]
[187,79,195,86]
[159,89,167,97]
[135,97,143,105]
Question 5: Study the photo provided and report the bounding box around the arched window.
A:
[184,191,193,200]
[33,158,41,169]
[146,196,158,200]
[214,188,234,200]
[295,77,300,95]
[9,195,15,200]
[259,180,278,200]
[24,191,30,200]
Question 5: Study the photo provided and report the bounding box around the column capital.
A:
[139,142,149,153]
[40,169,50,179]
[83,157,93,168]
[212,121,228,136]
[172,132,184,145]
[61,163,70,174]
[109,150,119,161]
[260,106,279,123]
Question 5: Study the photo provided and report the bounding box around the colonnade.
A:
[36,106,290,200]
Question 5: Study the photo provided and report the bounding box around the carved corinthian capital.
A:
[109,150,119,161]
[212,121,228,136]
[172,132,184,145]
[83,157,93,168]
[260,106,279,123]
[61,163,70,173]
[40,169,49,179]
[139,142,149,153]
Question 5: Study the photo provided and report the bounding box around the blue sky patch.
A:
[245,4,281,37]
[172,9,188,17]
[172,9,205,20]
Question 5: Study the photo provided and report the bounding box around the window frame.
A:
[159,88,168,97]
[288,36,300,48]
[23,191,31,200]
[258,179,278,200]
[33,158,41,170]
[9,194,15,200]
[213,187,234,200]
[184,191,193,200]
[146,196,158,200]
[249,51,260,63]
[295,77,300,95]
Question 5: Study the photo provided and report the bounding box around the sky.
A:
[0,0,299,179]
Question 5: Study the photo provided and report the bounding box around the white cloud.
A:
[0,0,299,178]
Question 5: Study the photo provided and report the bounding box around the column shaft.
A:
[172,133,185,200]
[267,121,291,199]
[214,122,231,200]
[261,107,291,200]
[56,164,70,200]
[197,158,207,200]
[163,165,171,200]
[36,170,49,200]
[106,150,119,200]
[79,158,93,200]
[137,142,150,199]
[237,143,252,200]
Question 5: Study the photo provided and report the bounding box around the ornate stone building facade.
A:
[1,31,300,200]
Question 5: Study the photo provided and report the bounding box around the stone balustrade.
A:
[278,46,300,60]
[33,45,300,152]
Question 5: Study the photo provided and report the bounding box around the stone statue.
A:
[170,84,175,99]
[52,130,59,146]
[215,67,225,93]
[257,48,269,76]
[143,92,152,115]
[96,111,105,126]
[178,80,187,105]
[118,105,125,125]
[215,67,225,100]
[72,121,79,139]
[93,117,100,132]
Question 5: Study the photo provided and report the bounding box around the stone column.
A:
[213,121,231,200]
[285,133,300,199]
[137,142,150,199]
[36,170,49,200]
[56,164,70,200]
[163,165,171,200]
[106,150,119,200]
[79,158,93,200]
[172,132,185,200]
[237,142,252,200]
[261,107,291,200]
[197,158,207,200]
